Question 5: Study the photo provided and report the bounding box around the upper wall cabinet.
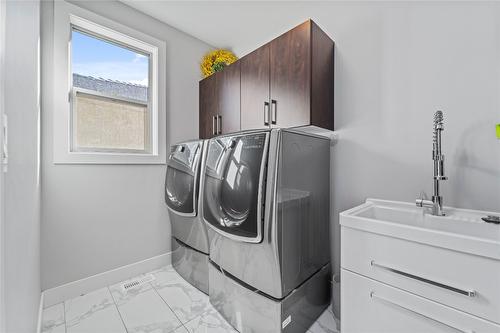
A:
[217,61,241,135]
[199,61,241,139]
[240,44,271,131]
[199,73,218,139]
[268,20,312,129]
[199,19,334,139]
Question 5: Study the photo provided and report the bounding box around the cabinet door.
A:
[240,44,270,130]
[270,21,311,128]
[199,74,217,139]
[217,62,240,135]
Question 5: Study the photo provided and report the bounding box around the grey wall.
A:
[4,0,41,331]
[41,0,212,290]
[132,1,500,315]
[148,0,498,316]
[320,2,500,315]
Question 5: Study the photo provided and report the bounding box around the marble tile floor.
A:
[42,265,340,333]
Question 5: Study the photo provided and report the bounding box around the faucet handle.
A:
[416,197,434,209]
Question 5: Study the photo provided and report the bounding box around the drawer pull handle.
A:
[370,292,474,333]
[371,261,476,297]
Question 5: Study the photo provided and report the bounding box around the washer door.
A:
[203,132,268,243]
[165,141,201,216]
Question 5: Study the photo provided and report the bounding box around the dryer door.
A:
[203,132,269,243]
[165,141,201,216]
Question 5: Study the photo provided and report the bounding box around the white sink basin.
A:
[340,199,500,260]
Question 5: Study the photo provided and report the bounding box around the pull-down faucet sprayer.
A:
[416,110,447,216]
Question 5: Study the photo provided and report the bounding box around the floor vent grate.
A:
[121,274,155,291]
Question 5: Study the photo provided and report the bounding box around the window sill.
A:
[54,151,166,165]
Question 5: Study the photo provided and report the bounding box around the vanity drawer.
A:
[341,226,500,324]
[341,269,500,333]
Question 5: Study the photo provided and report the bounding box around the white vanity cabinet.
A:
[340,199,500,333]
[342,270,499,333]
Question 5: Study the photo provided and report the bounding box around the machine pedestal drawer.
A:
[209,261,331,332]
[341,269,500,333]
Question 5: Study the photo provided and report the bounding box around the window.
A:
[71,28,151,153]
[53,1,166,164]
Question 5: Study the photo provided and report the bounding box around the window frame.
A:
[69,21,154,155]
[53,1,166,164]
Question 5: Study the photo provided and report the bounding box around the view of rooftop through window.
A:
[71,29,149,87]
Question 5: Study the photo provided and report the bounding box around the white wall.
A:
[41,0,212,290]
[4,0,41,331]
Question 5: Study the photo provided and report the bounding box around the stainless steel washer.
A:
[165,139,209,294]
[203,129,331,332]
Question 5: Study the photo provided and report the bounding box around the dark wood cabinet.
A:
[200,19,334,138]
[240,44,270,130]
[269,20,311,129]
[199,73,217,139]
[310,21,335,130]
[217,61,240,135]
[199,62,240,139]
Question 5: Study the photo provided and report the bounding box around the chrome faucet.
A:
[416,110,447,216]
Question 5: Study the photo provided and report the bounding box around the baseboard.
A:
[36,292,44,333]
[42,252,171,308]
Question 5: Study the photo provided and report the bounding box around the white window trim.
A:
[53,1,166,164]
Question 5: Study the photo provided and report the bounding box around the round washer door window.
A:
[203,133,268,240]
[165,166,194,214]
[165,142,200,215]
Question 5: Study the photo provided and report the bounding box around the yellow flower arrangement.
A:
[200,49,238,78]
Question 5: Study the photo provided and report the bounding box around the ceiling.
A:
[120,1,337,56]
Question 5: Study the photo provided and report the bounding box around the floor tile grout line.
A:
[149,281,186,331]
[63,301,67,333]
[180,313,200,330]
[41,302,69,333]
[150,267,219,331]
[148,269,193,330]
[152,267,215,318]
[107,285,130,333]
[180,323,189,333]
[149,268,216,329]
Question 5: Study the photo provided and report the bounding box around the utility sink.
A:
[340,199,500,260]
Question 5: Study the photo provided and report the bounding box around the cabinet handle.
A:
[371,261,476,297]
[271,99,277,125]
[370,292,474,333]
[264,102,270,126]
[212,116,216,136]
[217,115,222,135]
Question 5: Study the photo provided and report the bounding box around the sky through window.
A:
[71,30,149,86]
